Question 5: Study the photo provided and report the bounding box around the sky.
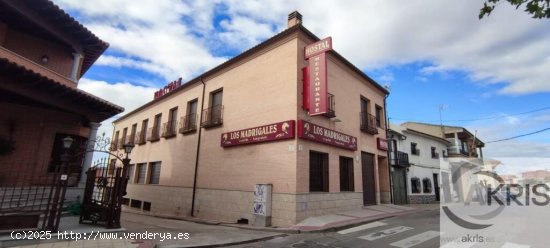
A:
[52,0,550,176]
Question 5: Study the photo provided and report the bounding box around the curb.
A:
[155,233,287,248]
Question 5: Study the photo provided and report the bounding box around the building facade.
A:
[112,12,390,227]
[0,0,122,230]
[388,124,450,204]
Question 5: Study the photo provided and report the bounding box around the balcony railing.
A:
[110,142,117,151]
[161,121,177,138]
[179,113,197,134]
[136,131,146,145]
[147,127,160,142]
[323,93,336,118]
[360,112,378,134]
[201,105,223,128]
[117,138,125,149]
[126,134,135,145]
[411,148,420,156]
[447,146,469,156]
[392,151,409,167]
[431,152,439,159]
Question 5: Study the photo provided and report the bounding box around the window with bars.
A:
[339,156,354,191]
[148,162,161,184]
[411,177,421,193]
[309,151,329,192]
[137,163,147,184]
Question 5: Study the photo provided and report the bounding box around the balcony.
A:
[392,151,409,167]
[322,93,336,118]
[201,105,223,128]
[447,146,469,156]
[161,121,177,138]
[360,112,378,135]
[117,138,125,149]
[126,135,135,145]
[179,113,197,134]
[147,127,160,142]
[110,142,117,151]
[136,131,146,145]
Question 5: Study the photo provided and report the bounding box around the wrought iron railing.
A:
[161,121,177,138]
[147,127,160,142]
[136,131,146,145]
[360,112,378,134]
[126,135,135,145]
[110,142,117,151]
[323,93,336,118]
[179,113,197,134]
[201,105,223,128]
[392,151,409,167]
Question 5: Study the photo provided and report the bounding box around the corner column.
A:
[79,122,101,187]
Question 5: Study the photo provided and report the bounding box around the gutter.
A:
[191,77,206,217]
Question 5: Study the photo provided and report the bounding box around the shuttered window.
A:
[149,162,161,184]
[126,164,135,183]
[137,163,147,184]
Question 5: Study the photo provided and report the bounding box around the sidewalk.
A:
[0,204,437,247]
[289,203,439,232]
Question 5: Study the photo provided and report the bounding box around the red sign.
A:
[297,120,357,151]
[304,37,332,59]
[377,138,388,151]
[221,120,295,147]
[308,53,328,116]
[154,78,182,99]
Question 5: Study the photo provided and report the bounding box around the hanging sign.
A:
[221,120,295,147]
[297,120,357,151]
[377,138,388,151]
[304,37,332,116]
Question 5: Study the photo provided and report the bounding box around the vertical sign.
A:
[304,37,332,116]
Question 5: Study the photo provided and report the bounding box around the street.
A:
[230,209,440,248]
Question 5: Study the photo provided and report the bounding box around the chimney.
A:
[287,11,302,28]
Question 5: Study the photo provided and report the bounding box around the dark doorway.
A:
[441,172,451,202]
[392,167,408,204]
[433,173,440,201]
[361,152,376,205]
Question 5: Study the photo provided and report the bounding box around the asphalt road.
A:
[230,209,440,248]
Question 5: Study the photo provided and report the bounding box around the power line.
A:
[486,127,550,143]
[390,106,550,123]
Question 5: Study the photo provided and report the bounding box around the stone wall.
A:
[408,194,436,204]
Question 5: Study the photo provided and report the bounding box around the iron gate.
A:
[0,162,67,231]
[80,158,127,229]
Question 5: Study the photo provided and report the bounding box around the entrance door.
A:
[361,152,376,205]
[392,167,408,204]
[433,173,440,201]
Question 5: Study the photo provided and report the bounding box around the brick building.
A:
[0,0,122,188]
[113,12,390,227]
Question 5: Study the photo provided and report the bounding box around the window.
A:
[168,107,178,135]
[185,99,198,132]
[411,142,420,155]
[137,163,147,184]
[121,127,128,146]
[309,151,329,192]
[127,164,135,183]
[339,156,354,191]
[148,162,161,184]
[422,178,432,193]
[431,147,439,159]
[113,131,119,150]
[130,199,142,209]
[149,114,161,141]
[411,177,421,193]
[360,97,378,134]
[48,133,86,173]
[141,119,148,143]
[130,124,137,145]
[442,149,447,157]
[202,89,223,127]
[375,105,383,127]
[143,202,151,211]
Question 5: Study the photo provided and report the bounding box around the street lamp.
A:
[123,143,134,158]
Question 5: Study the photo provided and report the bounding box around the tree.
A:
[479,0,550,19]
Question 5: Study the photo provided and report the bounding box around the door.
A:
[433,174,440,201]
[361,152,376,205]
[441,172,451,202]
[392,167,408,204]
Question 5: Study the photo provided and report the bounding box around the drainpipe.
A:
[384,93,393,204]
[191,78,206,217]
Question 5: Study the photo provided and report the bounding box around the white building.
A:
[388,124,451,204]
